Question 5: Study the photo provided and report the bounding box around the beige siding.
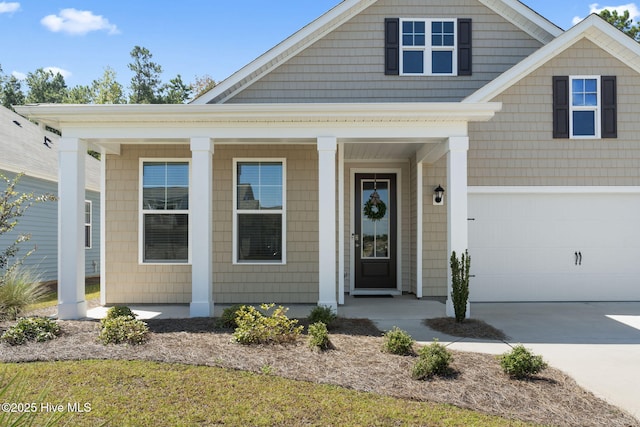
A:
[422,158,448,297]
[105,144,320,305]
[212,145,319,303]
[469,39,640,186]
[225,0,542,104]
[105,145,192,304]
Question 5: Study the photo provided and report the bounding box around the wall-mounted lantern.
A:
[433,185,445,205]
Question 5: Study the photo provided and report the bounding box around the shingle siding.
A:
[225,0,542,104]
[469,39,640,186]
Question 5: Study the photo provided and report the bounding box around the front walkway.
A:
[86,297,640,421]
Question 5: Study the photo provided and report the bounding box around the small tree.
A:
[450,250,470,323]
[0,173,56,282]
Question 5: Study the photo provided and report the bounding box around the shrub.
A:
[99,315,149,345]
[450,250,471,323]
[220,304,243,329]
[308,305,337,328]
[105,305,137,320]
[307,321,331,351]
[1,317,61,346]
[0,268,47,320]
[498,345,548,379]
[382,327,414,355]
[233,303,303,345]
[412,340,453,380]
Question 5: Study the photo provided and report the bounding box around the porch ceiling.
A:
[344,141,437,161]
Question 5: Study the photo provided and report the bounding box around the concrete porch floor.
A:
[85,296,640,420]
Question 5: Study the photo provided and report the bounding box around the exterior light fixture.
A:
[433,185,445,205]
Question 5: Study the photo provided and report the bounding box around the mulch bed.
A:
[1,314,638,427]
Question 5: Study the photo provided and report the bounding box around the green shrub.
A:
[498,345,547,379]
[220,304,243,329]
[382,327,414,355]
[0,268,47,320]
[450,250,471,323]
[308,305,337,328]
[233,303,303,345]
[1,317,61,346]
[99,315,149,345]
[105,305,136,320]
[412,340,453,380]
[307,321,331,351]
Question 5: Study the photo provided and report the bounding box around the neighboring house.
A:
[17,0,640,319]
[0,105,101,283]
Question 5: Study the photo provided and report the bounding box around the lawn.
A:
[4,360,532,427]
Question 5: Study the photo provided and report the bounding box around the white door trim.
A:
[349,167,403,295]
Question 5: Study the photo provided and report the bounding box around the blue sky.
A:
[1,1,638,89]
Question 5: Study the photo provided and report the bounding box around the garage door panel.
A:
[469,192,640,302]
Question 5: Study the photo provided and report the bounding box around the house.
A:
[16,0,640,320]
[0,105,101,283]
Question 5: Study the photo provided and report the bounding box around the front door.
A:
[354,173,397,289]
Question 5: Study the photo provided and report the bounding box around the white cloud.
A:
[41,8,119,35]
[44,67,72,79]
[573,2,640,25]
[11,71,26,80]
[0,2,20,14]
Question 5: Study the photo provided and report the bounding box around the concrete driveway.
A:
[356,299,640,421]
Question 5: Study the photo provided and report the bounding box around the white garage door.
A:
[468,190,640,302]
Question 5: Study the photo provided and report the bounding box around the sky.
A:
[1,1,639,90]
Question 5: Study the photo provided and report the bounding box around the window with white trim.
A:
[233,159,286,264]
[570,76,600,138]
[400,19,456,75]
[84,201,92,249]
[140,160,190,264]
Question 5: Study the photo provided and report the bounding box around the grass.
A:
[26,281,100,311]
[5,360,534,427]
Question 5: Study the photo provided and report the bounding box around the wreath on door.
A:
[364,190,386,221]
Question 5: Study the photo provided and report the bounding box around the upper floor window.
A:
[553,75,617,139]
[385,18,471,76]
[140,160,190,264]
[400,19,456,75]
[233,159,286,264]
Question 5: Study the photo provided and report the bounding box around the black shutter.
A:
[601,76,617,138]
[553,76,569,138]
[385,18,399,75]
[458,19,472,76]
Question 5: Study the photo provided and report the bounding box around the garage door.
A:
[468,190,640,302]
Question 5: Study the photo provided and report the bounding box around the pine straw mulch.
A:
[1,314,638,427]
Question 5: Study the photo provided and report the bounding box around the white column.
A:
[190,137,214,317]
[337,142,345,305]
[446,136,470,318]
[99,147,107,306]
[416,161,423,299]
[317,137,338,311]
[58,137,87,320]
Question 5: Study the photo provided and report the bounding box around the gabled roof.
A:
[465,14,640,103]
[0,106,100,191]
[193,0,562,105]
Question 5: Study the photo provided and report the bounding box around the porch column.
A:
[446,136,470,318]
[58,137,87,320]
[317,137,338,311]
[190,137,214,317]
[416,161,424,299]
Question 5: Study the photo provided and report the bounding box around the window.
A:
[385,18,471,76]
[400,19,456,75]
[84,201,92,249]
[553,75,617,139]
[140,160,190,264]
[233,159,286,264]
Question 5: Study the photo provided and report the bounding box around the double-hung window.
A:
[233,159,286,264]
[570,76,600,138]
[84,201,92,249]
[140,160,190,264]
[553,75,617,139]
[400,19,456,75]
